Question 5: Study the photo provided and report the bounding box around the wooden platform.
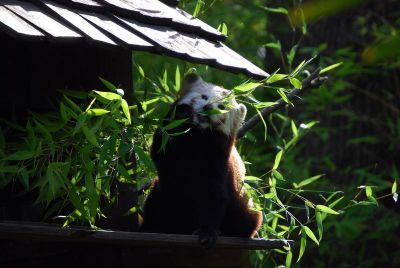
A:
[0,221,293,267]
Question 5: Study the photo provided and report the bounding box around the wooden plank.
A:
[79,11,153,49]
[51,0,104,13]
[0,5,44,37]
[98,0,225,42]
[41,0,116,45]
[1,0,81,38]
[0,221,293,249]
[117,17,269,79]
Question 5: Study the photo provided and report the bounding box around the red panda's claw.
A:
[194,227,218,248]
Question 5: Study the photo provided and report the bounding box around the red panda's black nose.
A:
[203,104,213,111]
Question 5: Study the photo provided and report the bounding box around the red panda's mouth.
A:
[196,114,210,124]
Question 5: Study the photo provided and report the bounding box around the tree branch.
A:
[237,68,328,139]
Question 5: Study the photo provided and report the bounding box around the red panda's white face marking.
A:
[178,75,246,136]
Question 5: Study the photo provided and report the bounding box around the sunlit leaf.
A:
[320,62,343,74]
[99,77,117,91]
[234,82,262,93]
[392,179,397,194]
[93,91,122,101]
[121,99,131,125]
[316,205,339,215]
[303,225,319,245]
[273,150,283,170]
[294,174,324,188]
[289,77,302,89]
[285,250,293,268]
[297,230,306,262]
[316,210,324,241]
[164,118,188,130]
[267,74,287,83]
[262,6,288,15]
[365,186,372,197]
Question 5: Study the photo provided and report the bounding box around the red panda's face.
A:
[177,75,246,136]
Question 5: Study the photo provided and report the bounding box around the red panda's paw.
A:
[193,226,218,249]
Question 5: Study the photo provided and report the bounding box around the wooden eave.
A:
[0,0,269,79]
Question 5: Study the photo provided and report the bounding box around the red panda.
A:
[141,74,262,247]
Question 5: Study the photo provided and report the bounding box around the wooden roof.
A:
[0,0,268,79]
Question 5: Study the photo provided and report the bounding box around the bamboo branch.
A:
[237,68,328,139]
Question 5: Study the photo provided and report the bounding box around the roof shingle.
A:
[0,0,268,79]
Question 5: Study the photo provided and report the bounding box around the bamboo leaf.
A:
[297,231,307,262]
[303,225,319,245]
[316,205,339,215]
[262,6,288,15]
[316,210,323,241]
[82,126,100,148]
[234,82,262,93]
[289,77,302,89]
[392,179,397,194]
[99,77,117,91]
[320,62,343,74]
[121,99,131,125]
[267,74,287,83]
[294,174,324,188]
[273,150,283,170]
[164,118,188,130]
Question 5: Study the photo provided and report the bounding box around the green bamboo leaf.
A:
[294,174,324,188]
[93,91,121,101]
[291,121,298,136]
[82,126,100,148]
[244,176,261,182]
[303,225,319,245]
[0,165,19,173]
[297,231,307,262]
[234,82,262,93]
[316,205,339,215]
[99,77,117,91]
[287,45,297,67]
[273,150,283,170]
[121,99,131,125]
[291,60,306,77]
[289,77,302,89]
[262,6,288,15]
[329,196,344,208]
[365,186,373,197]
[267,73,287,83]
[392,179,397,194]
[175,66,181,91]
[86,109,110,116]
[285,250,293,268]
[277,88,290,104]
[20,167,29,189]
[320,62,343,74]
[193,0,204,17]
[7,150,35,161]
[272,169,285,181]
[164,118,188,130]
[134,145,155,172]
[137,65,145,78]
[265,41,281,51]
[316,210,323,241]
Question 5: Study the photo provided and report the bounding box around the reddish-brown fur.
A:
[141,101,262,246]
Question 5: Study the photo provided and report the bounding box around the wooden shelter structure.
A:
[0,1,290,267]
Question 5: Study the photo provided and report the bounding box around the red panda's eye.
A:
[201,94,208,100]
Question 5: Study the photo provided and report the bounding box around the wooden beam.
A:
[0,221,293,250]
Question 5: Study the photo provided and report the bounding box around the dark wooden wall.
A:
[0,33,138,230]
[0,32,132,121]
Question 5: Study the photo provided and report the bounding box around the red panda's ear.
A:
[180,73,202,96]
